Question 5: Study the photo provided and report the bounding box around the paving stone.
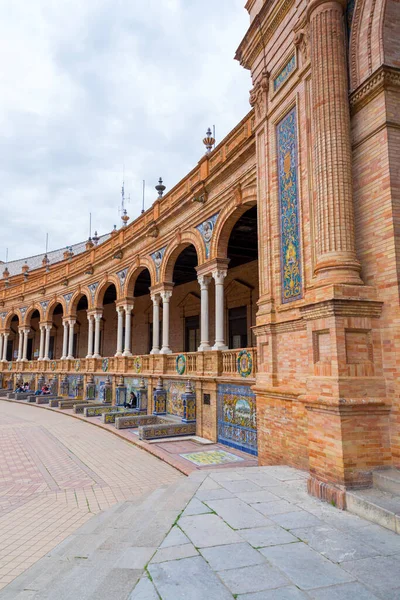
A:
[89,568,142,600]
[197,477,222,491]
[340,555,400,596]
[209,471,245,483]
[200,542,265,571]
[235,490,280,504]
[148,556,233,600]
[195,488,234,501]
[293,526,380,563]
[217,562,289,594]
[349,522,400,556]
[128,576,160,600]
[252,500,296,516]
[270,510,324,529]
[241,472,281,487]
[113,547,156,569]
[221,479,263,493]
[179,513,242,547]
[181,498,212,516]
[120,510,181,546]
[307,581,381,600]
[260,543,354,590]
[239,525,299,548]
[205,498,271,529]
[150,543,198,563]
[239,587,309,599]
[159,526,189,548]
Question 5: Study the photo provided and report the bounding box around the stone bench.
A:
[7,392,31,400]
[139,421,196,441]
[84,405,116,418]
[115,415,171,430]
[73,402,110,414]
[0,390,11,397]
[103,409,145,425]
[58,399,90,410]
[36,395,61,405]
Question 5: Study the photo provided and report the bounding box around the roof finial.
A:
[203,127,215,153]
[155,177,166,198]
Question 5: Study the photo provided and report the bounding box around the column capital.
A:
[198,274,212,289]
[150,293,161,305]
[212,268,228,285]
[160,290,173,302]
[68,318,76,326]
[19,326,30,334]
[307,0,346,19]
[122,303,134,313]
[116,305,125,315]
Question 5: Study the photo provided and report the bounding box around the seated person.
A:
[124,391,137,409]
[23,383,31,392]
[14,385,24,393]
[41,385,51,395]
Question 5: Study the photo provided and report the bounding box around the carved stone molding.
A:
[146,222,159,238]
[350,66,400,114]
[300,299,383,321]
[249,70,269,122]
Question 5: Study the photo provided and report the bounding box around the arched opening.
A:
[171,244,200,352]
[132,268,153,355]
[75,295,89,358]
[49,303,64,359]
[225,205,258,349]
[102,284,117,357]
[27,309,40,360]
[7,315,19,361]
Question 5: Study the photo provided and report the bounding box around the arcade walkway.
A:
[0,401,181,591]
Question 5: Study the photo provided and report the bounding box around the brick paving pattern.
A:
[0,401,181,590]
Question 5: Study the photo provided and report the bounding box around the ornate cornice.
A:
[235,0,295,70]
[350,65,400,114]
[300,299,383,321]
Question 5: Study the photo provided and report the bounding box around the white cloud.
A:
[0,0,251,262]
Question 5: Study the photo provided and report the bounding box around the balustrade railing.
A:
[0,348,257,380]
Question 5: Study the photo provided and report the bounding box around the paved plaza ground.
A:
[1,402,400,599]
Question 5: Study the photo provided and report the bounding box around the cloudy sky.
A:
[0,0,251,263]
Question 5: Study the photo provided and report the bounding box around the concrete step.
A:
[346,487,400,534]
[373,468,400,495]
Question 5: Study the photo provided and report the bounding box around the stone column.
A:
[22,328,29,361]
[212,268,228,350]
[0,334,3,365]
[67,320,75,359]
[61,321,68,360]
[308,0,361,284]
[17,328,23,361]
[93,313,102,359]
[115,306,124,357]
[123,305,133,357]
[86,314,94,358]
[150,294,161,354]
[38,325,45,361]
[44,324,52,360]
[198,275,211,351]
[2,333,8,361]
[160,291,172,354]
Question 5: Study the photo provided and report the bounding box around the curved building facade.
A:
[1,0,399,505]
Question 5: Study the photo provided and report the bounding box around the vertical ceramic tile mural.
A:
[217,384,257,455]
[164,379,187,418]
[277,106,302,303]
[94,376,106,400]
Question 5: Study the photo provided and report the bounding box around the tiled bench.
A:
[102,409,140,424]
[114,415,163,430]
[84,405,117,418]
[73,402,111,414]
[36,395,61,405]
[139,421,196,440]
[58,399,89,410]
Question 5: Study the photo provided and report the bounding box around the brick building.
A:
[0,0,399,505]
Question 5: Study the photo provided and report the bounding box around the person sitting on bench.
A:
[124,391,137,409]
[41,385,51,395]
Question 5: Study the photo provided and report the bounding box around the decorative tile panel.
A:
[116,269,128,290]
[88,282,98,302]
[164,379,187,418]
[151,246,166,282]
[274,55,296,91]
[277,107,302,303]
[196,213,219,259]
[63,293,73,309]
[217,383,257,455]
[39,301,49,312]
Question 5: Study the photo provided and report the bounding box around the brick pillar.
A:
[309,0,362,285]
